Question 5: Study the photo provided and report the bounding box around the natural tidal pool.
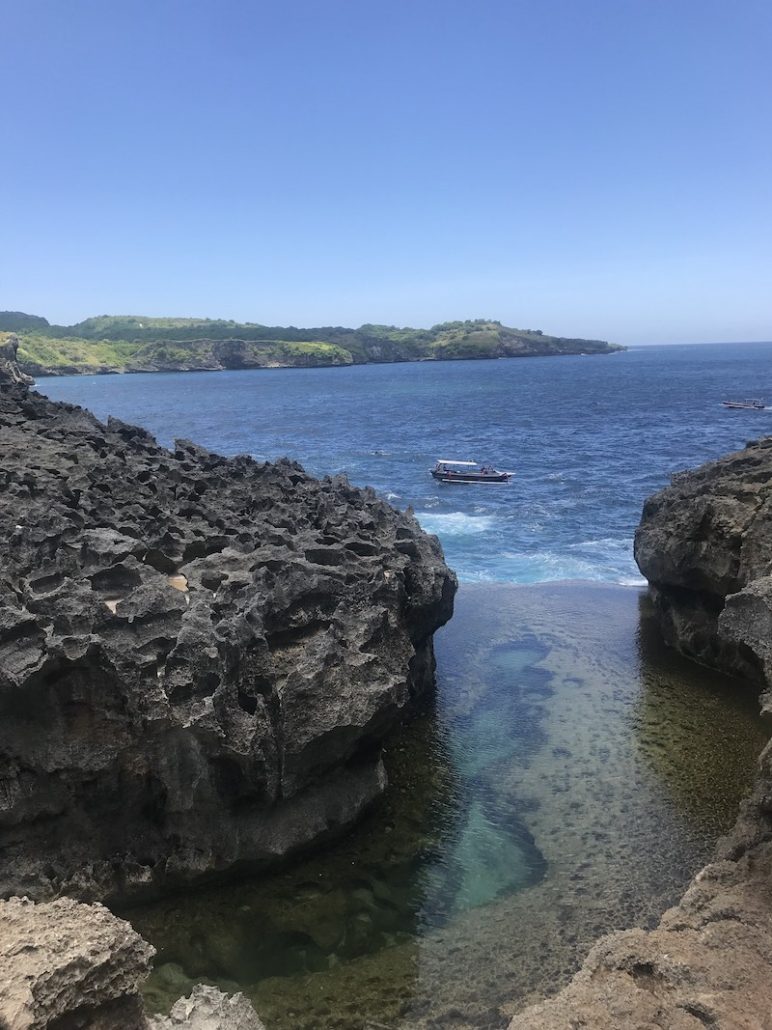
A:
[130,583,768,1029]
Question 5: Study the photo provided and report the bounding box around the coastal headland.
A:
[0,311,622,378]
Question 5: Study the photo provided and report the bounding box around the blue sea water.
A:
[38,342,772,585]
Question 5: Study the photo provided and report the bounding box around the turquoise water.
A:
[38,341,772,584]
[128,585,767,1029]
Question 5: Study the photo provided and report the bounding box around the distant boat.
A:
[721,399,766,410]
[430,459,514,484]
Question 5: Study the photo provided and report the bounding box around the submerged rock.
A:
[509,753,772,1030]
[0,359,456,903]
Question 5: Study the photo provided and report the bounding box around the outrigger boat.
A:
[722,399,766,410]
[430,459,514,483]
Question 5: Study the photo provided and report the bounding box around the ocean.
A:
[38,341,772,586]
[38,343,772,1027]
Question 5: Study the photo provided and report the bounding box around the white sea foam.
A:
[416,512,496,536]
[568,537,633,555]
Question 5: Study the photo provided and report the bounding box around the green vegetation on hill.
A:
[0,311,623,377]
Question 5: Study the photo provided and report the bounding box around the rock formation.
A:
[148,985,265,1030]
[0,334,34,386]
[634,437,772,697]
[0,354,456,904]
[0,895,153,1029]
[0,895,265,1029]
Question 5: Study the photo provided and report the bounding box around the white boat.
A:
[430,459,514,484]
[722,398,766,410]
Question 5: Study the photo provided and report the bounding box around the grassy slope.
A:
[6,315,622,375]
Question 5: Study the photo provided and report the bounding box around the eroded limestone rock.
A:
[0,896,266,1030]
[634,436,772,684]
[0,896,153,1029]
[148,985,265,1030]
[0,364,456,903]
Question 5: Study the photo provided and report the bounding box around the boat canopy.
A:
[436,459,478,466]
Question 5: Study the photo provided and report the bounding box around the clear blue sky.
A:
[2,0,770,344]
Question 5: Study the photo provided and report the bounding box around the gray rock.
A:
[0,895,153,1029]
[634,436,772,681]
[0,357,456,903]
[0,335,34,387]
[148,985,265,1030]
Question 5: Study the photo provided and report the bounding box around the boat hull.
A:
[431,470,513,483]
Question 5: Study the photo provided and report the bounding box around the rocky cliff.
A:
[0,343,456,904]
[634,437,772,697]
[4,313,623,378]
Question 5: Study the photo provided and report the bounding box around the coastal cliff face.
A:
[1,312,623,377]
[0,349,456,903]
[634,437,772,696]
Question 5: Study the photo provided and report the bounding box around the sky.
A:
[1,0,770,345]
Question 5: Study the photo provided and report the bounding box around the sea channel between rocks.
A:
[3,336,772,1030]
[129,582,766,1030]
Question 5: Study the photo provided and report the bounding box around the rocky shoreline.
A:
[0,337,454,1026]
[3,330,772,1029]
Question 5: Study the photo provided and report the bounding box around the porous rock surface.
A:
[634,437,772,696]
[0,895,153,1029]
[148,985,265,1030]
[0,895,265,1030]
[0,349,455,903]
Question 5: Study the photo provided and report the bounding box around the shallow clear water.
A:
[127,585,767,1029]
[38,341,772,584]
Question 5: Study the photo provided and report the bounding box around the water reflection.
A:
[633,591,766,837]
[130,584,767,1029]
